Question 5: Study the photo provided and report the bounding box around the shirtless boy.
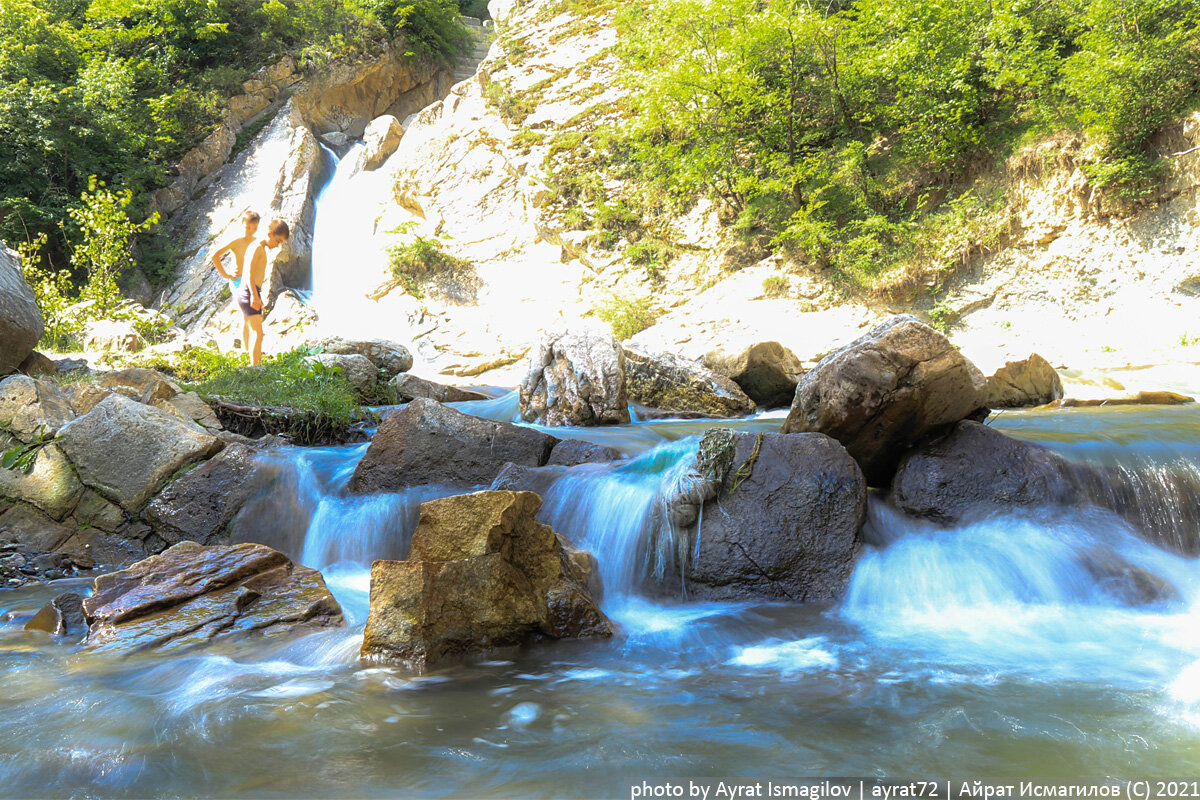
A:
[239,219,290,366]
[210,210,260,350]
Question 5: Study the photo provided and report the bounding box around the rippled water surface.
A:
[2,404,1199,798]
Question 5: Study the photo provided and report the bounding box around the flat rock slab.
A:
[623,346,755,418]
[390,373,487,403]
[350,398,558,492]
[83,541,344,652]
[57,394,222,511]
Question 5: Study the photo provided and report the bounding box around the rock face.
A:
[144,444,263,547]
[0,375,77,439]
[519,328,629,426]
[312,336,413,377]
[390,373,487,403]
[703,341,804,408]
[782,315,988,486]
[82,542,344,652]
[623,346,756,418]
[668,430,866,601]
[362,114,405,170]
[986,353,1064,407]
[891,421,1076,521]
[57,394,222,511]
[360,490,611,669]
[350,398,558,492]
[0,242,43,376]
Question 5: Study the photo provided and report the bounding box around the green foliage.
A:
[483,78,536,125]
[589,0,1200,293]
[68,176,158,317]
[0,426,57,474]
[387,230,478,299]
[761,274,789,298]
[594,292,660,340]
[369,0,472,60]
[928,301,956,334]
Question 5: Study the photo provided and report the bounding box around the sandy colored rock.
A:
[311,336,413,377]
[350,398,557,492]
[703,341,804,408]
[83,318,146,353]
[100,368,180,405]
[623,345,755,418]
[782,315,988,486]
[57,394,222,511]
[986,353,1064,408]
[362,114,405,170]
[83,541,344,652]
[0,375,77,440]
[159,391,223,432]
[16,351,57,379]
[25,592,86,637]
[1050,391,1195,408]
[0,242,43,376]
[360,490,611,669]
[520,327,629,426]
[390,373,487,403]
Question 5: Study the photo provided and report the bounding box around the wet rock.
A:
[0,375,77,439]
[891,421,1076,522]
[672,430,866,601]
[986,353,1064,408]
[311,336,413,378]
[24,592,86,637]
[519,327,629,426]
[144,444,263,547]
[57,526,149,566]
[83,541,344,652]
[350,398,557,492]
[362,114,405,170]
[304,353,380,397]
[1050,391,1195,408]
[703,341,804,408]
[0,242,43,376]
[782,314,988,486]
[57,394,223,511]
[16,351,57,379]
[622,345,755,418]
[545,439,624,467]
[83,318,146,353]
[390,373,487,403]
[0,504,74,553]
[360,491,611,669]
[99,368,180,405]
[1081,548,1179,606]
[0,435,83,520]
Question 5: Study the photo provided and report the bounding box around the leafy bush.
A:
[595,293,660,340]
[761,275,789,298]
[388,232,479,299]
[369,0,472,60]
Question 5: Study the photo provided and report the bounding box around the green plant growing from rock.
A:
[387,225,479,300]
[0,425,57,475]
[761,274,789,298]
[928,301,956,334]
[595,292,660,340]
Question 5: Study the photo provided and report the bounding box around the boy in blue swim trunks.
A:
[239,219,290,366]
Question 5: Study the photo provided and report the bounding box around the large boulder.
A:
[545,439,624,467]
[82,542,344,652]
[144,444,263,546]
[311,336,413,378]
[390,373,487,403]
[304,353,380,397]
[349,398,558,492]
[703,341,804,408]
[0,242,43,376]
[362,114,405,171]
[519,327,629,426]
[57,394,222,511]
[665,429,866,601]
[0,375,77,440]
[0,435,83,520]
[360,490,611,669]
[986,353,1064,408]
[623,346,756,418]
[83,318,146,353]
[782,315,988,486]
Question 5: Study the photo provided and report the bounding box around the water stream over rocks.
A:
[2,401,1199,796]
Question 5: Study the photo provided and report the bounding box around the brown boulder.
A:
[83,541,343,652]
[986,353,1063,408]
[782,315,988,486]
[623,346,755,418]
[349,398,558,493]
[99,368,180,405]
[360,490,611,669]
[24,592,86,637]
[144,444,263,546]
[519,327,629,426]
[390,373,487,403]
[546,439,624,467]
[703,341,804,408]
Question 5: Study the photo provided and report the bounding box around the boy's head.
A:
[265,219,290,249]
[242,210,260,235]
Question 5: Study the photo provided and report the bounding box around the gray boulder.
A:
[519,327,629,426]
[311,336,413,377]
[0,242,43,376]
[782,315,988,486]
[0,375,77,440]
[57,394,223,511]
[390,373,487,403]
[986,353,1064,408]
[350,398,558,493]
[304,353,380,396]
[703,341,804,408]
[546,439,624,467]
[669,430,866,601]
[144,444,263,546]
[623,345,755,418]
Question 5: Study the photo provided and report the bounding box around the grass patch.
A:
[388,233,480,301]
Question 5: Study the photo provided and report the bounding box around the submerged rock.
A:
[519,327,629,426]
[545,439,624,467]
[0,242,43,376]
[349,398,558,492]
[24,592,86,637]
[390,373,487,403]
[782,314,988,486]
[622,345,755,418]
[985,353,1063,408]
[703,341,804,408]
[83,541,343,652]
[360,490,611,669]
[669,430,866,601]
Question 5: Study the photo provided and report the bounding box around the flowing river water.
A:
[1,399,1199,797]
